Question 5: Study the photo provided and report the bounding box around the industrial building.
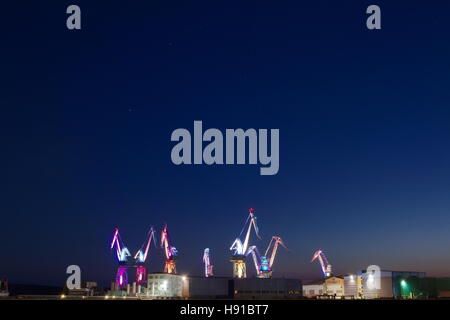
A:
[324,276,344,296]
[343,274,362,298]
[303,271,428,299]
[393,277,450,299]
[65,282,99,297]
[143,274,302,299]
[146,273,184,298]
[302,280,324,298]
[344,270,426,299]
[302,276,344,298]
[233,278,302,299]
[183,276,231,299]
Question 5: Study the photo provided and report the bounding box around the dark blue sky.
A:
[2,1,450,286]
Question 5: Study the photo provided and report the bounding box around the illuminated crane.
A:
[247,236,288,278]
[161,225,178,274]
[110,228,131,288]
[110,227,159,289]
[261,236,288,278]
[203,248,214,277]
[247,245,262,276]
[230,208,260,278]
[311,249,332,277]
[134,227,157,284]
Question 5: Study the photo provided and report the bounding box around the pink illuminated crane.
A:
[263,236,288,274]
[161,225,178,274]
[311,249,332,277]
[203,248,213,277]
[247,236,288,278]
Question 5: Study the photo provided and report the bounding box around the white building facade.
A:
[146,273,184,298]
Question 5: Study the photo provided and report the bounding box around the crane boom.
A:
[241,208,260,254]
[134,227,157,262]
[111,228,131,262]
[246,236,288,278]
[231,208,260,256]
[265,236,288,268]
[311,249,332,277]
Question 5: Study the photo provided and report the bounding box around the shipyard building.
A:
[304,270,427,299]
[143,273,302,299]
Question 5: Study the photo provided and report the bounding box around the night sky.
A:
[2,1,450,286]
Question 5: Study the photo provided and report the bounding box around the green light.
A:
[401,280,407,287]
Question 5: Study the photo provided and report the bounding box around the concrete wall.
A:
[234,278,302,299]
[185,277,231,299]
[343,275,362,298]
[145,275,303,299]
[361,272,393,299]
[303,284,324,297]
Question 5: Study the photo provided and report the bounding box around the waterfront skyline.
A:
[2,1,450,286]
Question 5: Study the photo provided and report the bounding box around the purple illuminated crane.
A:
[110,228,131,288]
[110,227,158,289]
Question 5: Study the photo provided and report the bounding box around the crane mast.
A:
[110,228,132,288]
[161,225,178,274]
[203,248,214,277]
[230,208,260,279]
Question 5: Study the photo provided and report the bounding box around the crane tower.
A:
[230,208,260,278]
[161,225,178,274]
[203,248,214,277]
